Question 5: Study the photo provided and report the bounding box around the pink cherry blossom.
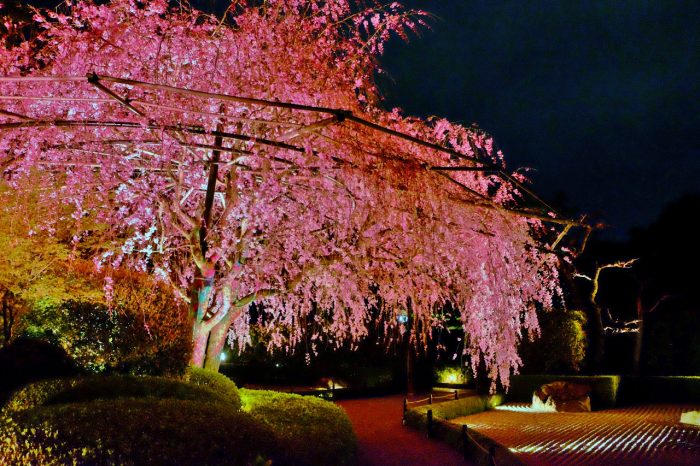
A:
[0,0,569,388]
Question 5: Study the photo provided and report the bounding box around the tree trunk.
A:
[203,308,241,371]
[632,295,644,375]
[590,304,605,371]
[191,321,209,367]
[189,270,216,367]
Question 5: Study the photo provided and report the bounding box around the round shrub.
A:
[2,375,233,414]
[519,308,587,374]
[2,378,77,414]
[0,413,92,465]
[240,388,357,466]
[187,367,242,411]
[45,375,232,406]
[12,399,278,465]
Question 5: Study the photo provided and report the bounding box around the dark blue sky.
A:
[379,0,700,239]
[17,0,700,239]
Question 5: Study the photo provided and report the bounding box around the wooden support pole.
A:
[462,425,469,460]
[427,409,433,439]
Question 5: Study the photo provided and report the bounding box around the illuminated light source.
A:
[219,353,227,362]
[397,314,409,324]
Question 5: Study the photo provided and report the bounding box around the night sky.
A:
[379,0,700,240]
[14,0,700,239]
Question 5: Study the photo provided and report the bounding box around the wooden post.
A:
[455,389,459,400]
[402,397,408,425]
[429,394,433,404]
[427,409,433,439]
[462,425,469,460]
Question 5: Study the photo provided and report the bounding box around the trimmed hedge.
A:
[406,394,504,422]
[0,414,91,465]
[240,388,357,466]
[2,375,234,414]
[506,375,621,409]
[2,378,77,414]
[13,399,276,465]
[619,376,700,404]
[3,375,355,465]
[187,366,242,411]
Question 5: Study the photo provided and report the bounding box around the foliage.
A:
[434,364,472,385]
[186,366,241,411]
[0,182,104,310]
[641,307,700,375]
[0,413,96,466]
[240,388,356,466]
[2,378,77,415]
[406,394,504,422]
[619,376,700,405]
[11,399,276,465]
[519,308,587,374]
[49,375,233,406]
[506,375,621,409]
[1,284,27,347]
[0,0,565,385]
[3,375,353,465]
[22,297,190,375]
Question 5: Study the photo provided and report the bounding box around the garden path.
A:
[337,394,473,466]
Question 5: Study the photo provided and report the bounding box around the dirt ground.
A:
[337,394,473,466]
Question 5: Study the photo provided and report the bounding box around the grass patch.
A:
[241,388,356,466]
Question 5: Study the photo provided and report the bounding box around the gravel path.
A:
[337,394,473,466]
[450,402,700,466]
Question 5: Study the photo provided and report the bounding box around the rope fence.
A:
[402,391,499,465]
[403,390,461,412]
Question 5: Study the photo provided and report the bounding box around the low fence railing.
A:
[403,391,506,466]
[402,390,460,423]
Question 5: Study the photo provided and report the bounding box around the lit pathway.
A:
[337,394,473,466]
[450,402,700,466]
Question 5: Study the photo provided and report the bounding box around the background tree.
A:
[0,0,575,386]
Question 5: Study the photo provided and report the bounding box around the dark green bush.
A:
[507,374,621,409]
[519,308,587,374]
[13,399,277,465]
[187,366,241,410]
[434,364,472,385]
[22,300,190,376]
[240,388,357,466]
[2,378,77,414]
[49,375,231,406]
[619,376,700,404]
[0,413,91,465]
[407,394,504,422]
[4,375,355,465]
[3,375,232,414]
